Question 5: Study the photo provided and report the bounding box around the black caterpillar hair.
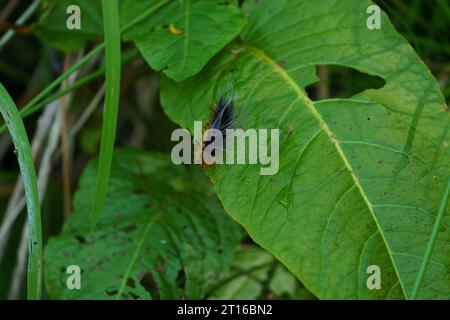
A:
[201,85,237,164]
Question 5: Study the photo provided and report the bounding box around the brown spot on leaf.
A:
[279,60,287,68]
[106,289,118,296]
[128,292,139,299]
[75,235,86,244]
[121,225,137,233]
[284,125,293,141]
[156,263,165,274]
[126,277,136,288]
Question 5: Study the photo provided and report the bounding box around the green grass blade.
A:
[22,69,105,119]
[0,83,42,300]
[0,48,138,133]
[0,44,104,135]
[90,0,122,229]
[20,44,105,117]
[410,176,450,299]
[0,0,172,135]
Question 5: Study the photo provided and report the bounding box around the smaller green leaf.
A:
[44,149,241,299]
[122,0,247,81]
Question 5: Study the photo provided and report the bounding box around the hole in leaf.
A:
[140,272,160,300]
[74,235,86,244]
[128,292,140,299]
[305,65,385,101]
[106,289,118,296]
[176,268,186,291]
[126,277,136,288]
[121,225,137,233]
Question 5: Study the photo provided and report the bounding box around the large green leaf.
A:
[122,0,247,81]
[160,0,450,299]
[44,149,241,299]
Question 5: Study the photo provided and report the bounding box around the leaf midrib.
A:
[242,43,408,299]
[116,213,160,299]
[181,0,191,74]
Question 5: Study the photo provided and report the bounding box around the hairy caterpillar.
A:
[197,86,237,167]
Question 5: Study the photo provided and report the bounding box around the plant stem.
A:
[21,69,104,119]
[0,44,105,136]
[60,55,73,219]
[23,44,105,115]
[410,176,450,299]
[0,48,138,128]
